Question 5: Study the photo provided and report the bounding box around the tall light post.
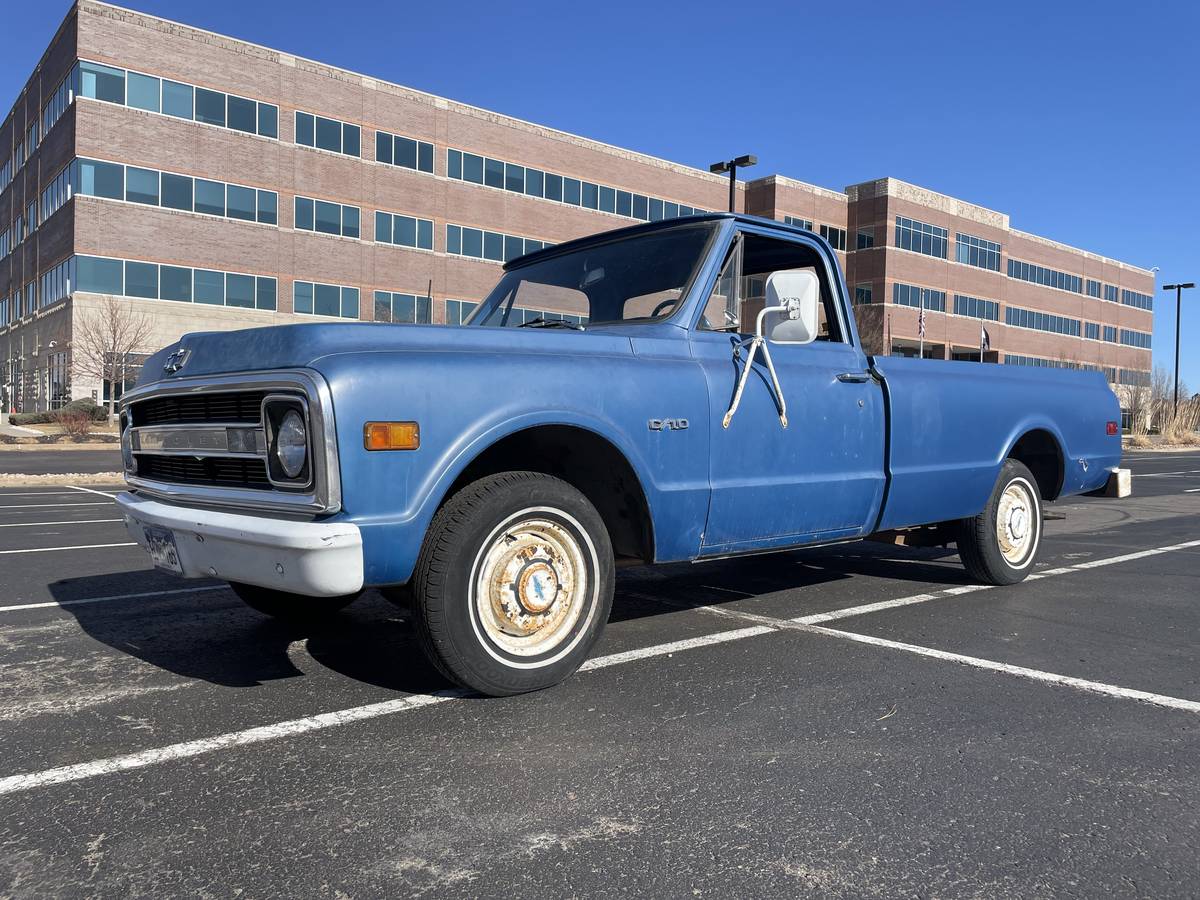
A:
[709,155,756,213]
[1162,282,1194,414]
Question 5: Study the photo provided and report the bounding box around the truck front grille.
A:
[134,454,273,490]
[131,391,268,427]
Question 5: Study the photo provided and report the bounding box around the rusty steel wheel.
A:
[410,472,615,696]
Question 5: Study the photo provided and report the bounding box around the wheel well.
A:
[1008,429,1064,500]
[445,425,655,564]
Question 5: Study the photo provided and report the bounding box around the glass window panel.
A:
[462,227,483,258]
[226,184,255,222]
[664,202,679,219]
[632,194,648,220]
[256,190,277,225]
[599,185,615,212]
[374,291,393,323]
[124,261,158,298]
[295,196,314,231]
[194,87,226,126]
[125,167,159,206]
[79,159,124,200]
[416,295,431,323]
[649,197,664,221]
[544,173,563,202]
[343,206,360,239]
[161,173,193,211]
[340,287,359,319]
[484,158,504,189]
[394,294,415,323]
[504,234,523,262]
[448,148,462,179]
[524,239,542,253]
[256,276,277,310]
[396,215,417,247]
[463,153,484,184]
[315,116,341,152]
[227,95,256,133]
[160,265,191,302]
[376,131,393,165]
[446,224,461,255]
[506,163,525,193]
[483,230,503,261]
[293,281,313,314]
[80,62,125,103]
[563,178,582,206]
[77,256,122,294]
[418,142,433,173]
[194,269,224,304]
[616,190,632,217]
[394,136,417,169]
[162,79,193,119]
[296,111,315,146]
[417,218,432,250]
[582,182,598,209]
[315,200,341,235]
[126,71,160,112]
[194,179,225,216]
[257,103,278,138]
[375,211,391,243]
[342,123,360,157]
[226,273,254,308]
[524,168,544,198]
[314,283,340,316]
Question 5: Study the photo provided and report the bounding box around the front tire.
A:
[957,459,1043,585]
[229,582,358,621]
[411,471,614,696]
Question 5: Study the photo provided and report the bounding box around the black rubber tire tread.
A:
[229,582,358,621]
[410,471,614,697]
[957,458,1043,586]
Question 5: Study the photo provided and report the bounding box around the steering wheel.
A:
[650,297,679,318]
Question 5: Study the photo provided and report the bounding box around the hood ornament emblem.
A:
[163,348,191,374]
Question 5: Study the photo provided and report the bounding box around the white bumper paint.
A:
[117,492,364,597]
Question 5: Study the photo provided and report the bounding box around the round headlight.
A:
[275,409,307,479]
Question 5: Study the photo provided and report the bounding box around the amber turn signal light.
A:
[364,421,420,451]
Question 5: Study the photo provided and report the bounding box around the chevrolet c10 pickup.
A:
[117,213,1130,695]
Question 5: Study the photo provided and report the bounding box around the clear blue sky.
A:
[4,0,1197,387]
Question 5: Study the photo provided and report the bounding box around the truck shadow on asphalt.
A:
[48,543,968,695]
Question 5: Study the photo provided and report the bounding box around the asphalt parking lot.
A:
[0,453,1197,898]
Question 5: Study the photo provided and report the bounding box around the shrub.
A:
[59,398,109,422]
[8,412,54,426]
[54,408,95,440]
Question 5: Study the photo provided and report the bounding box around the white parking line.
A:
[0,542,135,556]
[0,519,123,529]
[1135,470,1200,477]
[1186,488,1200,494]
[0,502,113,510]
[0,491,94,498]
[0,585,225,613]
[66,485,120,498]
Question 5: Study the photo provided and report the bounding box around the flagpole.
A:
[918,291,925,360]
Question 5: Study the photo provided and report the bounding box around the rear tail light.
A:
[1106,421,1119,436]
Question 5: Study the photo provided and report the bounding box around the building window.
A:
[1085,322,1100,341]
[784,215,813,231]
[856,229,874,250]
[1120,369,1150,387]
[895,216,948,258]
[1004,305,1081,336]
[40,164,73,222]
[819,224,847,251]
[445,148,701,222]
[42,70,75,136]
[71,254,276,310]
[1104,284,1118,302]
[893,283,946,312]
[294,196,360,238]
[1086,279,1101,298]
[1103,325,1117,343]
[952,294,999,321]
[446,224,551,263]
[295,111,360,157]
[854,284,873,305]
[375,211,434,250]
[444,299,480,325]
[373,291,432,324]
[1004,354,1082,370]
[955,233,1001,271]
[375,131,434,174]
[1006,258,1082,293]
[1119,328,1152,349]
[1120,289,1153,311]
[293,280,358,319]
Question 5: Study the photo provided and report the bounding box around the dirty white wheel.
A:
[957,459,1043,585]
[411,472,614,696]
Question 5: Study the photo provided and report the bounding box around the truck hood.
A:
[139,322,640,387]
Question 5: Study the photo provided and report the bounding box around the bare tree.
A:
[72,296,154,417]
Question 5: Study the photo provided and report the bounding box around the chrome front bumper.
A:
[117,492,364,597]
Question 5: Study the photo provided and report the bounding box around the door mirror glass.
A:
[761,269,820,344]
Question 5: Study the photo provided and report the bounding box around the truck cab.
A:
[117,214,1128,695]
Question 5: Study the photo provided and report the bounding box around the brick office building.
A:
[1,1,1154,415]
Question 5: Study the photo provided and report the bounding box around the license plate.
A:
[143,525,183,575]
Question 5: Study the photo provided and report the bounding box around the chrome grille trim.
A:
[120,370,342,515]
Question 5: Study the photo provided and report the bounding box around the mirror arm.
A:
[722,305,789,430]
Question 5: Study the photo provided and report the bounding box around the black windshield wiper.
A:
[518,317,585,331]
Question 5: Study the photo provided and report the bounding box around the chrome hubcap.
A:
[996,480,1037,566]
[475,517,587,656]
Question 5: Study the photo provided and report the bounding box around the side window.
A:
[699,232,844,343]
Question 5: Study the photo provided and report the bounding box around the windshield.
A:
[467,222,716,328]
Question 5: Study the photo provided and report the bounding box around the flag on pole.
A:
[918,307,926,339]
[980,324,990,352]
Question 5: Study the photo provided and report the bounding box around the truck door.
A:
[692,228,886,553]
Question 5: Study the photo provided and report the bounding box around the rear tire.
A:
[229,582,358,621]
[411,471,614,696]
[957,459,1043,585]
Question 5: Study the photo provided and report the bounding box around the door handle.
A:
[836,371,871,383]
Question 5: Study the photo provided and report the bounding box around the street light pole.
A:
[1162,282,1194,414]
[709,155,757,213]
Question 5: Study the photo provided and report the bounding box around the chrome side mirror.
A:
[759,269,820,344]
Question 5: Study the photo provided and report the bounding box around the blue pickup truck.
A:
[117,214,1128,695]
